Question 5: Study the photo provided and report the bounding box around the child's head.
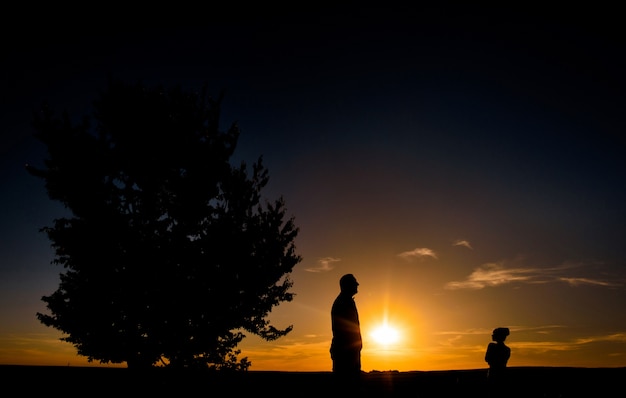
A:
[492,327,510,342]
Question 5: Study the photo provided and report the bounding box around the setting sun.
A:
[371,324,400,346]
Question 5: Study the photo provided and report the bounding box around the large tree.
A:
[26,81,301,370]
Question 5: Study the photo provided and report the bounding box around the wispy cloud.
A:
[397,247,438,261]
[444,262,535,289]
[434,325,565,337]
[509,332,626,354]
[453,240,473,249]
[559,277,617,287]
[445,261,622,290]
[0,333,116,367]
[304,257,340,272]
[430,327,626,351]
[238,338,333,371]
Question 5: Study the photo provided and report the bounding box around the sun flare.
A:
[370,324,400,346]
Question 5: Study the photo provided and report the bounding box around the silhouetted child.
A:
[485,327,511,394]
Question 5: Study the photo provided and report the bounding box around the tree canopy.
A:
[27,81,301,370]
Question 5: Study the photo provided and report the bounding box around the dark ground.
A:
[2,365,624,397]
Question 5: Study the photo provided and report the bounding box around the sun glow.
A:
[370,324,400,346]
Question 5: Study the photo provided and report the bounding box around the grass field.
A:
[2,365,623,397]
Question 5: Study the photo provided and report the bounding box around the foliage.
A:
[26,81,301,370]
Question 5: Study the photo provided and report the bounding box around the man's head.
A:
[339,274,359,295]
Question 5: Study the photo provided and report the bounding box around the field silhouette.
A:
[3,365,623,397]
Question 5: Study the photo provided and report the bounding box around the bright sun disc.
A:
[371,325,400,345]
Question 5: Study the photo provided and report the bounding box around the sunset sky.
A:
[1,5,625,371]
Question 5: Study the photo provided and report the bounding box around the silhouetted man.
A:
[330,273,362,388]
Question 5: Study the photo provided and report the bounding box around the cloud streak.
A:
[304,257,340,273]
[430,326,626,357]
[397,247,438,261]
[434,325,566,337]
[558,277,617,287]
[453,240,473,249]
[445,261,622,290]
[509,332,626,355]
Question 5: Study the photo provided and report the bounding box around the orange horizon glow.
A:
[2,328,626,372]
[4,298,625,372]
[2,258,625,372]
